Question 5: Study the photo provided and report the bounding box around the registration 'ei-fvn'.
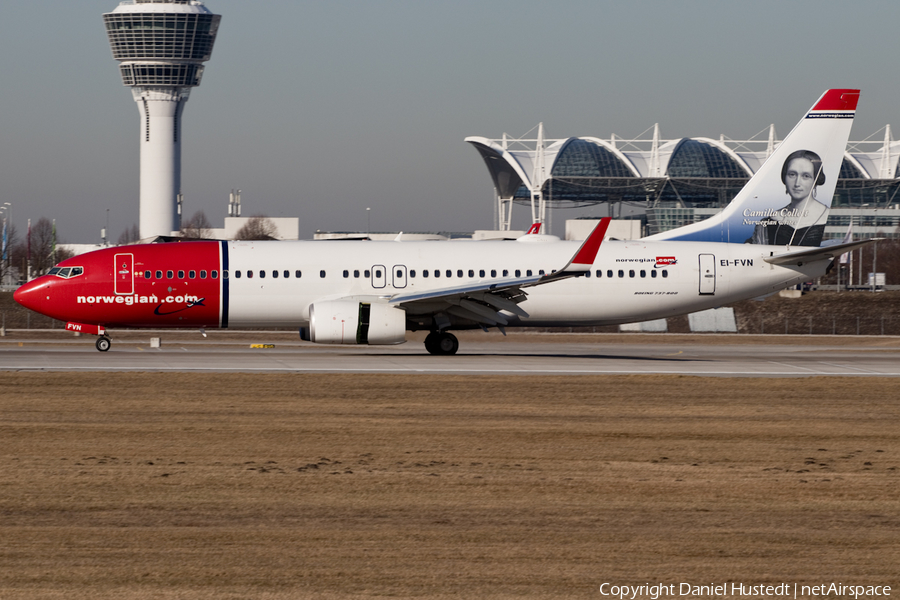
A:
[15,89,869,354]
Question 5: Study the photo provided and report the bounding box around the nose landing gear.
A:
[424,331,459,355]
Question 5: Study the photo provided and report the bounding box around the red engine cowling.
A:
[309,301,406,345]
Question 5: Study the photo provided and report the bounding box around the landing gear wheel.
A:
[424,332,440,354]
[425,331,459,355]
[96,336,111,352]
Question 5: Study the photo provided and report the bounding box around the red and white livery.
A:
[15,90,871,354]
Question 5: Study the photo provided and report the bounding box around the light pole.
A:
[366,207,371,235]
[0,203,9,286]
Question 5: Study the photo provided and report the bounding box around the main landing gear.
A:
[424,331,459,355]
[95,336,111,352]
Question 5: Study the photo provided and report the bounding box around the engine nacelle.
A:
[309,300,406,345]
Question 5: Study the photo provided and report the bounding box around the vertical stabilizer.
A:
[646,89,859,246]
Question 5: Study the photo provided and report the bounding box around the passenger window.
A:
[446,270,451,278]
[515,269,521,277]
[343,270,349,278]
[235,271,242,279]
[363,270,369,278]
[144,270,152,279]
[618,270,624,278]
[398,269,404,278]
[640,270,646,278]
[410,270,416,278]
[296,270,302,278]
[261,270,266,279]
[375,269,381,278]
[502,270,508,277]
[320,270,326,278]
[222,270,228,279]
[526,270,532,277]
[248,271,254,279]
[596,270,602,278]
[200,270,207,279]
[354,270,360,278]
[662,270,668,278]
[457,270,463,278]
[212,270,218,279]
[491,270,496,277]
[539,270,545,275]
[651,270,657,278]
[189,270,196,279]
[166,270,174,279]
[433,270,440,278]
[178,270,185,279]
[585,271,590,278]
[608,270,613,278]
[284,270,289,278]
[155,270,162,279]
[272,270,278,278]
[629,270,635,278]
[479,270,485,277]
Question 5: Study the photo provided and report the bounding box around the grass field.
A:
[0,373,897,599]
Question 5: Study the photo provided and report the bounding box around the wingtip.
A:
[570,217,611,266]
[812,89,860,112]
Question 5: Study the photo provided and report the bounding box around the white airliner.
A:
[15,89,868,353]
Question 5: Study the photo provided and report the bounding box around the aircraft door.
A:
[392,265,407,289]
[699,254,716,295]
[114,253,134,295]
[371,265,386,289]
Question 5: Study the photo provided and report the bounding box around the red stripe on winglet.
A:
[571,217,611,265]
[812,89,860,111]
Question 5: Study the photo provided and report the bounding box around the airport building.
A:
[103,0,221,240]
[467,124,900,241]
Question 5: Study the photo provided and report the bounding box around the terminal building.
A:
[467,123,900,241]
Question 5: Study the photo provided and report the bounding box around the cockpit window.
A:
[49,266,84,279]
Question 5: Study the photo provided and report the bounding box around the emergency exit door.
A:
[699,254,716,295]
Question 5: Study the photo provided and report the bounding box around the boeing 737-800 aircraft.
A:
[15,89,867,354]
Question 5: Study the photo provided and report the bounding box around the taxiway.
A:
[2,331,899,377]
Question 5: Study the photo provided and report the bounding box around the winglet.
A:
[566,217,611,270]
[811,89,859,112]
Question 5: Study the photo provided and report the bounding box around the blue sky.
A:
[1,0,897,242]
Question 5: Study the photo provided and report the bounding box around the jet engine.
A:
[308,300,406,345]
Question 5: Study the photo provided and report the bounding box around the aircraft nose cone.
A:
[13,279,47,314]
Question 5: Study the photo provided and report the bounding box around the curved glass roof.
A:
[550,139,634,178]
[468,143,524,199]
[839,158,866,179]
[667,139,747,178]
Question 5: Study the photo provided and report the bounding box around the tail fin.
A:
[645,89,859,246]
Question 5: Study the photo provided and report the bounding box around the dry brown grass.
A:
[0,373,898,599]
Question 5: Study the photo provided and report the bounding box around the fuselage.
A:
[15,237,826,335]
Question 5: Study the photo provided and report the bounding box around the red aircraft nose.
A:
[13,278,50,315]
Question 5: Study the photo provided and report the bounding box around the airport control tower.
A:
[103,0,221,239]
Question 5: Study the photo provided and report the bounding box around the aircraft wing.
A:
[764,238,881,266]
[387,219,611,327]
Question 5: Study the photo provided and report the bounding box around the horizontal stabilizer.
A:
[764,239,881,266]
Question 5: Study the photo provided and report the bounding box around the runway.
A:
[3,330,900,376]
